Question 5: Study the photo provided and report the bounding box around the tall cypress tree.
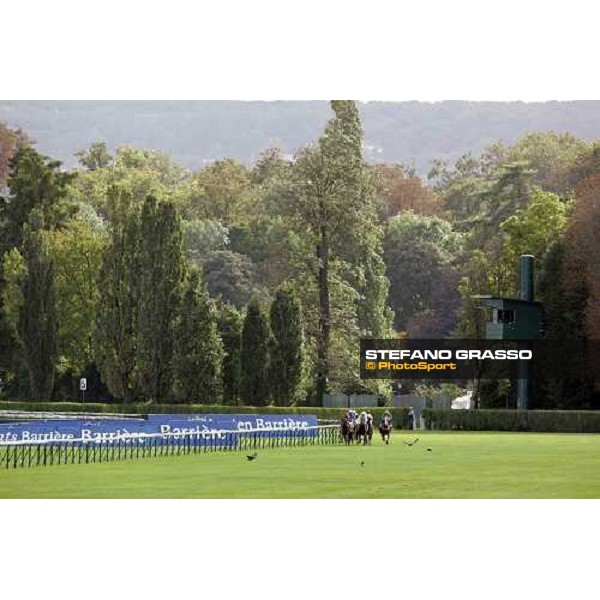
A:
[218,303,243,405]
[0,270,16,375]
[240,299,270,406]
[0,147,73,394]
[95,188,141,402]
[137,196,185,401]
[269,289,303,406]
[18,213,58,401]
[174,269,223,403]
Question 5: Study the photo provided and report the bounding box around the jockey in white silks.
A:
[381,410,392,427]
[347,408,358,426]
[358,411,368,428]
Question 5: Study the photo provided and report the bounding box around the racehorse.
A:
[340,415,356,445]
[355,413,369,446]
[366,417,374,445]
[379,414,393,444]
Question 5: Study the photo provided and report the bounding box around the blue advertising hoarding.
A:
[0,414,319,445]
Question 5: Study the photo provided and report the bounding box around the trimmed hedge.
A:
[0,401,410,429]
[423,408,600,433]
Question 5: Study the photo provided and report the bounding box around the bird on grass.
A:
[246,452,258,461]
[403,438,420,447]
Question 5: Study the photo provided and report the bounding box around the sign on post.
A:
[79,378,87,392]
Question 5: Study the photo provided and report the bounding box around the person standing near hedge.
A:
[408,407,415,430]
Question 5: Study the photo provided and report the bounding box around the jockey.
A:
[347,408,357,425]
[366,412,374,429]
[381,410,392,426]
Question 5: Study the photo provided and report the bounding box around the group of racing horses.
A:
[340,411,393,445]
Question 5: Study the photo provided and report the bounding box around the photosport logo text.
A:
[356,339,588,381]
[364,348,534,374]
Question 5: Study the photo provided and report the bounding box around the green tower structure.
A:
[473,255,544,409]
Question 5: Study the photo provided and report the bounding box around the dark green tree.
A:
[136,196,185,401]
[95,188,141,402]
[203,250,263,308]
[1,147,72,398]
[356,250,394,338]
[292,100,387,403]
[174,269,223,403]
[75,141,113,171]
[384,211,462,331]
[218,304,243,405]
[0,147,75,258]
[18,214,58,401]
[535,239,593,409]
[240,299,270,406]
[269,290,303,406]
[0,265,18,380]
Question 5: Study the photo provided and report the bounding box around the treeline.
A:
[1,103,600,409]
[0,153,308,405]
[425,133,600,408]
[0,102,391,405]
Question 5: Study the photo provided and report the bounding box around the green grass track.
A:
[1,432,600,498]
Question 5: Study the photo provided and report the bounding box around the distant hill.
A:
[2,100,600,175]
